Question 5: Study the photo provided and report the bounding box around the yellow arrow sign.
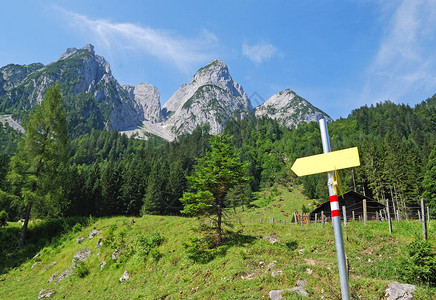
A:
[291,147,360,177]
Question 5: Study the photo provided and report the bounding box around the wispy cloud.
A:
[362,0,436,104]
[53,6,218,72]
[242,41,277,64]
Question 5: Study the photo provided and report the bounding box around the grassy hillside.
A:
[0,185,435,299]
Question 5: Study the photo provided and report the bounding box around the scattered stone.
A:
[292,280,308,297]
[271,270,283,277]
[241,273,255,280]
[269,289,284,300]
[267,261,277,270]
[368,258,372,263]
[38,289,56,299]
[56,267,72,283]
[32,253,41,260]
[299,249,305,255]
[76,236,85,244]
[112,249,120,261]
[31,261,41,269]
[44,262,57,271]
[304,258,316,266]
[259,261,265,268]
[95,238,103,248]
[264,233,281,244]
[306,268,313,275]
[100,260,107,271]
[73,248,91,263]
[385,282,416,300]
[88,229,102,239]
[47,271,58,283]
[119,270,130,283]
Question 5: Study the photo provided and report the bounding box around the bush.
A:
[0,210,8,226]
[397,240,436,286]
[74,260,90,278]
[137,232,164,263]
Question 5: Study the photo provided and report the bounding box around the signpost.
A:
[291,118,360,300]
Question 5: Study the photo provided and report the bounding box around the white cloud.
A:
[363,0,436,104]
[53,6,218,72]
[242,41,277,64]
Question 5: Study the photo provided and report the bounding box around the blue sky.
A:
[1,0,436,120]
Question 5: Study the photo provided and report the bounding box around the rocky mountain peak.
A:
[255,89,332,128]
[193,59,230,83]
[57,44,96,61]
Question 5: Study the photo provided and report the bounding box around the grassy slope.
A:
[0,185,435,299]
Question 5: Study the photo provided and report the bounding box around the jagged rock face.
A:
[123,83,161,123]
[0,44,142,131]
[162,59,253,135]
[255,89,332,128]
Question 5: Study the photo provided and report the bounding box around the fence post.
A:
[386,199,392,233]
[363,199,367,226]
[294,213,297,225]
[342,206,347,227]
[376,211,379,222]
[321,211,325,228]
[427,206,430,224]
[315,213,318,227]
[418,210,421,223]
[352,211,355,222]
[421,198,427,241]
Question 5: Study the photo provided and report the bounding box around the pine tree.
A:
[8,84,68,247]
[181,134,249,244]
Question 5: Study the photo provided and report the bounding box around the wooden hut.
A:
[309,191,385,221]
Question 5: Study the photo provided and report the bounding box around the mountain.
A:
[161,59,253,135]
[255,89,332,128]
[122,83,162,124]
[0,44,159,132]
[1,45,333,140]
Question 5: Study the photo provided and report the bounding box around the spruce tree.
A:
[181,134,249,244]
[8,84,68,247]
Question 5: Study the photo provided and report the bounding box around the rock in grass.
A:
[55,267,72,283]
[38,289,55,299]
[44,261,57,271]
[112,249,120,261]
[47,271,58,283]
[31,261,41,269]
[95,238,103,248]
[385,282,416,300]
[76,236,85,244]
[269,289,284,300]
[99,260,107,271]
[119,270,130,283]
[292,280,308,297]
[73,248,91,263]
[88,230,102,239]
[264,233,280,244]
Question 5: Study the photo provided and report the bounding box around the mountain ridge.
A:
[0,44,332,140]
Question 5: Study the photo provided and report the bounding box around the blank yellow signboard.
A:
[291,147,360,177]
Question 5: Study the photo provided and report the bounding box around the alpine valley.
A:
[0,44,331,140]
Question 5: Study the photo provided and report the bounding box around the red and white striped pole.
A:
[319,118,350,300]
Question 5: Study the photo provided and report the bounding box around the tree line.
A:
[0,86,435,245]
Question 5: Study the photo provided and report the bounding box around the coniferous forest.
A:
[0,93,436,223]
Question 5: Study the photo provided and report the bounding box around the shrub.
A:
[397,240,436,286]
[137,232,164,263]
[72,223,82,233]
[74,260,90,278]
[0,210,8,226]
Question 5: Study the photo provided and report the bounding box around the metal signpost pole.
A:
[319,118,351,300]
